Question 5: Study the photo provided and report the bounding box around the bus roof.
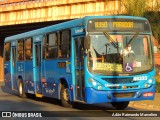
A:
[4,18,84,42]
[4,16,148,42]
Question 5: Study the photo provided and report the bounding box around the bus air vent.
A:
[102,78,136,84]
[108,85,138,90]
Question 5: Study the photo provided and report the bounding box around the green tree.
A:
[121,0,160,43]
[144,0,160,43]
[122,0,147,16]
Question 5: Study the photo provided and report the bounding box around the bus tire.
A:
[60,84,73,108]
[111,101,129,110]
[18,80,26,98]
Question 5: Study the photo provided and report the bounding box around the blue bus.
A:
[4,16,155,109]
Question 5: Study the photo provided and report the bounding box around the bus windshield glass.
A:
[88,34,153,74]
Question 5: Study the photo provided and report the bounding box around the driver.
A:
[121,44,134,56]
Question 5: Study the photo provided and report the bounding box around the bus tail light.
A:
[143,92,153,97]
[42,78,46,83]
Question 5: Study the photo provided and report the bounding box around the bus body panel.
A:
[41,59,72,98]
[85,85,155,104]
[4,61,11,89]
[16,62,25,83]
[24,61,34,94]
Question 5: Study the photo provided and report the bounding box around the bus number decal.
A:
[133,76,148,81]
[18,65,24,72]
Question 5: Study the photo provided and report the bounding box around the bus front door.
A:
[33,41,42,97]
[74,37,85,100]
[11,47,17,90]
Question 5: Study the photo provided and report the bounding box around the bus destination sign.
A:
[88,18,150,32]
[112,22,134,29]
[95,22,134,29]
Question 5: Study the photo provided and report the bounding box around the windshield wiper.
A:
[103,31,118,48]
[127,31,139,45]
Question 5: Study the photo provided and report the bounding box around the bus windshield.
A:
[88,34,153,74]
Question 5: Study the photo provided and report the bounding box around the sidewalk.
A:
[129,93,160,111]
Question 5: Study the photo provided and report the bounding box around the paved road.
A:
[0,82,159,120]
[0,82,137,111]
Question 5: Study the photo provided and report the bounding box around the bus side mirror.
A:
[84,36,90,50]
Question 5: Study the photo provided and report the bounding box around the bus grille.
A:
[112,92,135,98]
[109,85,138,89]
[102,78,136,84]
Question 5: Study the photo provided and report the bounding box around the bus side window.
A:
[44,33,58,59]
[17,40,24,61]
[25,38,32,60]
[59,30,70,59]
[4,42,11,61]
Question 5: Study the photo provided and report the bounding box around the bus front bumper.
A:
[85,85,156,104]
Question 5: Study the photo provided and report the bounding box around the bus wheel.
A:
[60,84,73,108]
[111,101,129,110]
[18,80,26,98]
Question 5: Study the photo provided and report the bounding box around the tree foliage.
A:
[144,0,160,43]
[122,0,147,16]
[121,0,160,43]
[144,11,160,43]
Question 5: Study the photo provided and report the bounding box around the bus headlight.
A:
[98,85,102,90]
[88,78,105,90]
[143,79,153,88]
[92,81,97,86]
[144,83,149,88]
[148,79,152,84]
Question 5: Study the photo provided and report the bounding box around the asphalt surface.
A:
[0,81,160,119]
